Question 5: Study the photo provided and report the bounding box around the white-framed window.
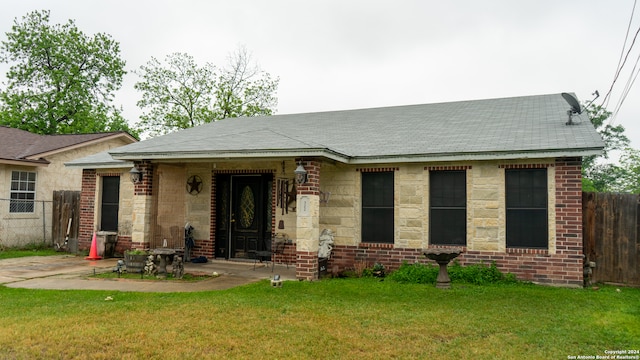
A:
[10,171,36,213]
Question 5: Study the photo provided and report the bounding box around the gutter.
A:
[109,146,602,165]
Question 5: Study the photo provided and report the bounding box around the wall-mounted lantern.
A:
[129,166,142,184]
[294,161,307,185]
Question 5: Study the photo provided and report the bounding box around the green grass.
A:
[0,279,637,359]
[91,271,213,281]
[0,244,59,259]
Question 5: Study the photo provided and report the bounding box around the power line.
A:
[610,45,640,124]
[602,0,638,110]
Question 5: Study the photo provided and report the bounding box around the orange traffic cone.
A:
[85,232,102,260]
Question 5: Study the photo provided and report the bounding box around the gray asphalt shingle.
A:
[105,93,604,163]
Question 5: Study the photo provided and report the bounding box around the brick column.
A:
[131,161,154,250]
[554,157,584,285]
[78,169,97,250]
[295,159,321,280]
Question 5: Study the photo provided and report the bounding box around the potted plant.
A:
[124,249,148,273]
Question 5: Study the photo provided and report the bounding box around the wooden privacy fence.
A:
[583,192,640,286]
[52,191,80,250]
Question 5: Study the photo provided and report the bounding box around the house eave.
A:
[110,148,351,163]
[344,147,604,164]
[65,160,134,169]
[109,146,602,165]
[0,158,50,167]
[25,133,137,160]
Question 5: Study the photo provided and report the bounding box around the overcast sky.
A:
[1,1,639,147]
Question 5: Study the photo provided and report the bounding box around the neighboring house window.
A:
[362,171,394,243]
[429,170,466,245]
[10,171,36,213]
[506,168,548,248]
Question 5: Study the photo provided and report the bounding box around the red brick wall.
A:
[133,160,153,196]
[115,235,131,254]
[78,169,97,250]
[296,158,320,195]
[296,250,320,280]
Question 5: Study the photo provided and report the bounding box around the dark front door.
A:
[216,174,272,259]
[101,176,120,231]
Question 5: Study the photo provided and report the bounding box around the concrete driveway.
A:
[0,255,296,292]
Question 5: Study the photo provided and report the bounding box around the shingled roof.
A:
[0,126,136,166]
[102,93,603,164]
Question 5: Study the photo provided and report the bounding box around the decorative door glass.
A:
[239,185,255,229]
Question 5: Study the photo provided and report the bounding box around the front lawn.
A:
[0,279,637,359]
[0,244,59,259]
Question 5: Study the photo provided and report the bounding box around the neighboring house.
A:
[0,126,137,247]
[67,93,604,286]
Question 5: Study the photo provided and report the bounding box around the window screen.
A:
[430,170,466,245]
[362,171,394,243]
[505,168,548,248]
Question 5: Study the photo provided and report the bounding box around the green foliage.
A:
[388,261,517,285]
[581,103,640,193]
[449,261,517,284]
[0,243,58,259]
[134,46,279,137]
[124,249,147,255]
[91,271,209,281]
[0,10,136,136]
[387,262,438,284]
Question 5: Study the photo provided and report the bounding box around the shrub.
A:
[387,262,438,284]
[125,249,148,255]
[388,261,518,285]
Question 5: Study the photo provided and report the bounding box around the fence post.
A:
[42,201,46,244]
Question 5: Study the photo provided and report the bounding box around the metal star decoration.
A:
[186,175,203,195]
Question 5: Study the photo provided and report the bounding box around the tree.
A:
[614,148,640,193]
[134,47,278,137]
[0,10,136,136]
[214,46,279,120]
[581,103,639,193]
[134,53,216,137]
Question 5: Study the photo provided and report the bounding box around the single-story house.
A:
[67,93,604,286]
[0,126,137,247]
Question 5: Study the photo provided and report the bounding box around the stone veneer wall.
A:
[131,161,154,250]
[325,158,584,287]
[295,159,321,280]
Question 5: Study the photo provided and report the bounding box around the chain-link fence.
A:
[0,198,53,248]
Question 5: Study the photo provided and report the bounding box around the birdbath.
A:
[423,248,463,289]
[152,248,176,278]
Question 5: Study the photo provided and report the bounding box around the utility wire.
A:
[610,46,640,124]
[602,0,637,110]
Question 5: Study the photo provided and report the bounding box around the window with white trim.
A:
[10,171,36,213]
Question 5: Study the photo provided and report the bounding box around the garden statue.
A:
[144,254,157,276]
[318,229,334,259]
[172,255,184,279]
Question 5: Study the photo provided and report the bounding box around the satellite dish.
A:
[561,93,582,114]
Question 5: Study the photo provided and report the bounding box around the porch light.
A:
[294,161,307,185]
[129,166,142,184]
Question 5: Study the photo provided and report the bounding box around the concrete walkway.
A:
[0,255,296,292]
